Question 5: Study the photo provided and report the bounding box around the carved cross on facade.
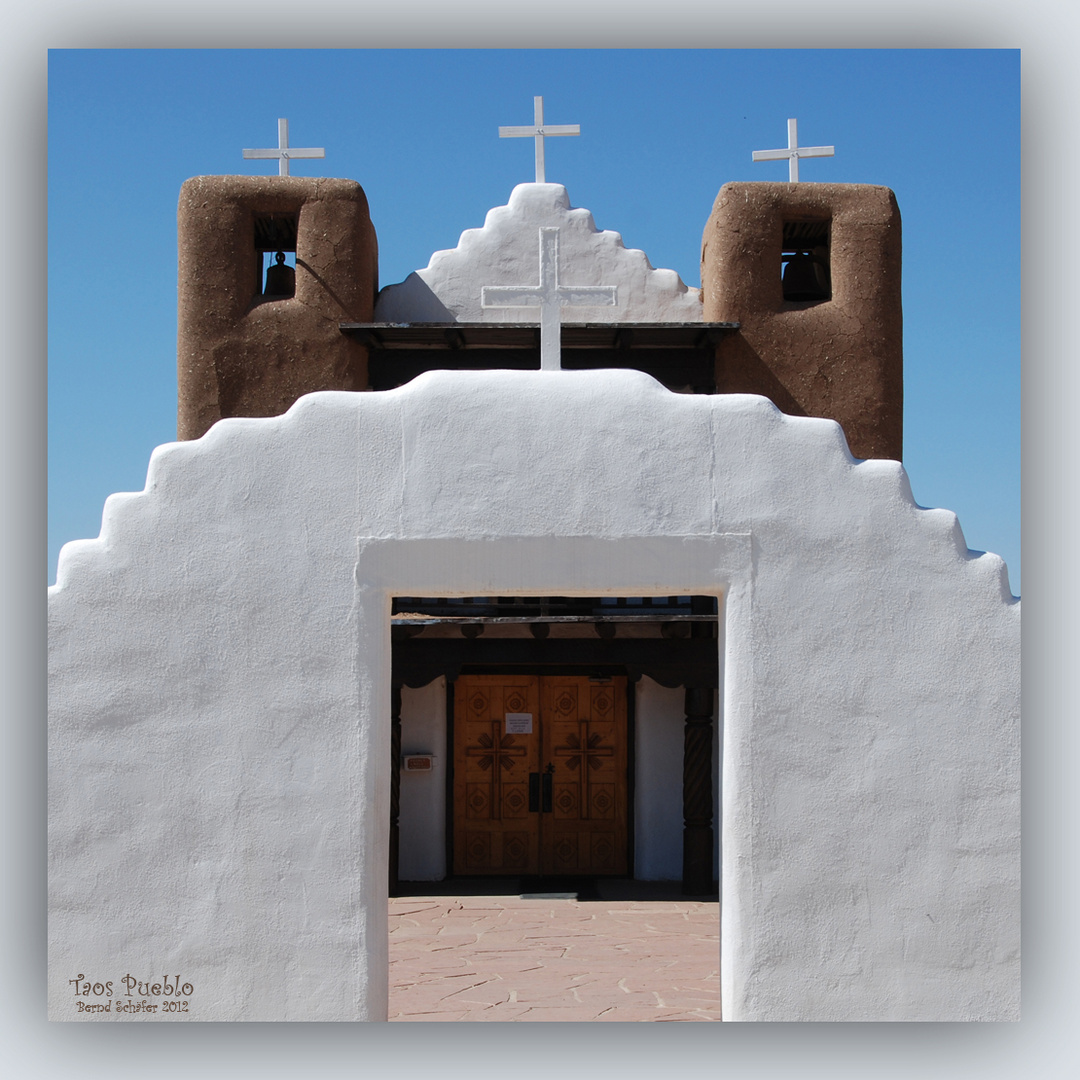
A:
[481,227,617,371]
[466,731,526,772]
[243,118,325,177]
[499,96,580,184]
[555,731,614,771]
[752,118,834,183]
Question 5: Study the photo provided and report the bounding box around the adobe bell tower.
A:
[177,175,378,441]
[701,182,903,461]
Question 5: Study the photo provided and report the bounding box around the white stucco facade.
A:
[48,370,1019,1022]
[374,183,703,323]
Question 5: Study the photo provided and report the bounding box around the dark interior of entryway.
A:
[389,595,720,899]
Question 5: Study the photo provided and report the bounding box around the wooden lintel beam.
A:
[393,637,719,687]
[344,327,384,349]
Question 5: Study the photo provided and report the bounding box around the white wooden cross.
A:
[499,97,579,184]
[481,227,617,371]
[752,118,834,182]
[243,118,325,177]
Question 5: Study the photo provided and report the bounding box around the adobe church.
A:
[48,112,1019,1022]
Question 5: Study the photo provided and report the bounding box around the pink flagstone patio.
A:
[388,886,721,1022]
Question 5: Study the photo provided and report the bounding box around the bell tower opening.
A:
[253,212,298,299]
[781,218,831,302]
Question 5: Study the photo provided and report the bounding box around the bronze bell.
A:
[782,251,830,301]
[263,251,295,298]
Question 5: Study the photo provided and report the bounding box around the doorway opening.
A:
[385,584,723,1020]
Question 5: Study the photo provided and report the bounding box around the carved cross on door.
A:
[555,731,614,770]
[466,731,526,772]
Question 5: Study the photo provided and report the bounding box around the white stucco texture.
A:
[49,370,1019,1022]
[373,183,703,323]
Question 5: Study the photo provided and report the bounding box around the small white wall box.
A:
[402,755,436,772]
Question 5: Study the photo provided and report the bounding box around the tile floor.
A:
[388,879,721,1021]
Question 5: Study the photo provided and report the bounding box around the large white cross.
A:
[481,227,617,371]
[499,96,580,184]
[752,118,834,183]
[243,118,325,177]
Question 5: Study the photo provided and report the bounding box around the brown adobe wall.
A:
[177,176,378,441]
[701,183,902,460]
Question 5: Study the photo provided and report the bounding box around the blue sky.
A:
[48,48,1020,592]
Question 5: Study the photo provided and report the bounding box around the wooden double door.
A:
[453,674,628,876]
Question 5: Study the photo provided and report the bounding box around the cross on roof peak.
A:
[499,96,580,184]
[752,118,834,183]
[242,118,325,177]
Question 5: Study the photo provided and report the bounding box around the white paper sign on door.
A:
[505,713,533,734]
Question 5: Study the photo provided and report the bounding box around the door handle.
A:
[528,772,540,812]
[542,763,554,813]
